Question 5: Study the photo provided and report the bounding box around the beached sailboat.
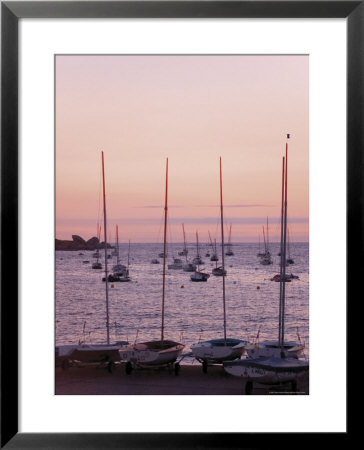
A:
[224,136,308,392]
[120,159,185,373]
[191,158,247,372]
[56,151,128,370]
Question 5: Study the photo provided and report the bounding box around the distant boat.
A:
[151,258,160,264]
[259,218,272,265]
[191,158,247,372]
[225,224,234,256]
[182,262,196,272]
[178,223,189,256]
[224,136,308,393]
[270,273,299,282]
[168,257,183,270]
[120,159,184,374]
[190,270,210,282]
[212,266,227,277]
[286,229,295,264]
[103,225,130,282]
[208,231,218,261]
[190,232,209,282]
[192,231,204,265]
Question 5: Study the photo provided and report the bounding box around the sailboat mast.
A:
[161,158,168,344]
[280,141,289,346]
[101,151,110,345]
[116,225,120,264]
[266,216,269,251]
[182,223,187,260]
[278,156,285,344]
[219,157,227,343]
[262,226,267,253]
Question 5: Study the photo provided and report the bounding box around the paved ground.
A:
[55,363,309,395]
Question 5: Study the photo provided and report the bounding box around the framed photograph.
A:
[2,1,356,447]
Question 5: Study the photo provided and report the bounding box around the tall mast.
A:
[161,158,168,344]
[280,140,289,346]
[219,157,227,343]
[278,156,285,344]
[101,151,110,345]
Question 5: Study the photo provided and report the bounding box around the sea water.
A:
[56,242,309,357]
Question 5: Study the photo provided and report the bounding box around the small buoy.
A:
[233,281,236,284]
[181,285,184,288]
[257,286,260,290]
[111,284,114,288]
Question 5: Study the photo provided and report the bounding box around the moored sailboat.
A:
[191,158,247,372]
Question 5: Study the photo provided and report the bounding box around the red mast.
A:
[161,158,168,344]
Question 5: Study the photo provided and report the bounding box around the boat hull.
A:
[223,357,309,384]
[191,338,247,363]
[120,340,185,367]
[56,344,124,364]
[246,341,305,359]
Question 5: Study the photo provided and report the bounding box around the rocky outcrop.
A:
[86,237,99,249]
[55,235,113,251]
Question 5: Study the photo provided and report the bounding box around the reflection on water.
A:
[56,242,309,355]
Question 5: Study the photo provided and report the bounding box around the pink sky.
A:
[56,55,308,243]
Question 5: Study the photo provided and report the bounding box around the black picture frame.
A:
[1,1,355,448]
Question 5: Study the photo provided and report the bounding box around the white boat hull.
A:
[191,339,246,363]
[223,357,309,384]
[246,341,305,359]
[120,340,185,367]
[56,344,124,364]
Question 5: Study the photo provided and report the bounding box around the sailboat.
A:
[178,223,189,256]
[182,229,196,272]
[225,224,234,256]
[259,218,272,265]
[56,151,127,370]
[92,224,102,269]
[104,225,130,282]
[224,136,308,392]
[192,231,204,265]
[190,232,210,282]
[190,158,247,372]
[286,228,295,265]
[209,232,219,261]
[120,159,185,374]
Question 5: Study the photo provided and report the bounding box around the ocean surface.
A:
[55,242,309,358]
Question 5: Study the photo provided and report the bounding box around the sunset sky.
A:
[56,55,308,243]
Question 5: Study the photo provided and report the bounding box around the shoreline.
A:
[55,363,309,395]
